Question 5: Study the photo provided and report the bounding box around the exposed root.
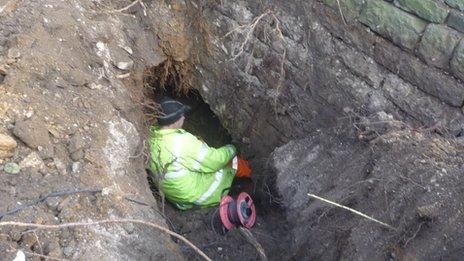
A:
[114,0,141,12]
[106,0,146,15]
[404,222,425,247]
[123,196,176,232]
[238,227,268,260]
[32,231,43,256]
[263,182,283,206]
[224,9,286,99]
[0,219,212,261]
[224,9,274,61]
[129,139,149,165]
[144,58,194,95]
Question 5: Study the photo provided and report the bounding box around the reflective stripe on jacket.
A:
[148,126,236,210]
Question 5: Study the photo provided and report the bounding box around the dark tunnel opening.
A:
[142,60,289,260]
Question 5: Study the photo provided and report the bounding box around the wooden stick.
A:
[336,0,348,25]
[0,219,212,261]
[307,193,395,230]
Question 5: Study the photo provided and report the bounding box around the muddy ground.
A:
[162,200,289,260]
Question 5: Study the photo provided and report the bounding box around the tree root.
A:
[238,227,267,260]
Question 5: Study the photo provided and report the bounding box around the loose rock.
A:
[68,133,85,153]
[53,158,67,175]
[12,251,25,261]
[70,149,84,161]
[417,202,441,219]
[19,152,46,172]
[20,233,38,248]
[71,161,81,173]
[46,197,61,210]
[44,240,63,258]
[4,162,20,174]
[0,133,17,159]
[13,118,51,149]
[116,61,134,71]
[7,48,21,59]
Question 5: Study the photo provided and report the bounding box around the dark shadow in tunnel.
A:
[152,85,232,148]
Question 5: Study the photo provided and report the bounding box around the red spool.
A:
[236,192,256,229]
[219,192,256,230]
[219,195,235,230]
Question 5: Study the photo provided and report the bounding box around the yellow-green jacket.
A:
[148,127,236,210]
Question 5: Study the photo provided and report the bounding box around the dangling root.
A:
[238,227,268,260]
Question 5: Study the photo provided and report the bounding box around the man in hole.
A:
[148,98,252,210]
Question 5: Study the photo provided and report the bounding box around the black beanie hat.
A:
[157,98,191,126]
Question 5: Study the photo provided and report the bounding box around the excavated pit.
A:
[144,63,291,260]
[1,0,464,260]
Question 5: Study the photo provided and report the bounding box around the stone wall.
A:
[325,0,464,106]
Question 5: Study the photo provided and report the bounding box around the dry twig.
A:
[32,231,43,256]
[336,0,348,25]
[0,219,212,261]
[307,193,395,230]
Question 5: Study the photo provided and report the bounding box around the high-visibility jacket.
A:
[148,126,237,210]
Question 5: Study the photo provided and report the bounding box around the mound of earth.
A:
[268,129,464,260]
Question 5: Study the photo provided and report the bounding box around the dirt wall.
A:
[184,0,464,259]
[268,129,464,260]
[0,0,187,259]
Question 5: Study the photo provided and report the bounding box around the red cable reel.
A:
[219,192,256,230]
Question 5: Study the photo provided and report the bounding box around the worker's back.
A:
[148,126,236,210]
